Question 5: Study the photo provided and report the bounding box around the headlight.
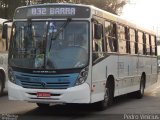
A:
[76,67,88,85]
[8,67,16,83]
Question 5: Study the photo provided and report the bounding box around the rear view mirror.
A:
[2,24,8,39]
[94,24,102,39]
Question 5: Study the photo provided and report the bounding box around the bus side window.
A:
[105,21,117,52]
[151,35,155,56]
[155,36,157,56]
[135,30,138,54]
[118,25,126,54]
[149,35,152,55]
[92,23,103,63]
[0,25,2,52]
[138,31,143,55]
[143,33,147,55]
[130,29,136,54]
[146,34,150,55]
[125,27,130,54]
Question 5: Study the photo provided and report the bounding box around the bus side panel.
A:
[91,55,118,103]
[117,55,139,95]
[138,56,158,88]
[117,55,131,95]
[129,56,139,92]
[142,57,152,88]
[151,57,158,84]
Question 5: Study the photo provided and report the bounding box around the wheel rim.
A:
[140,77,144,94]
[103,88,109,106]
[140,82,144,94]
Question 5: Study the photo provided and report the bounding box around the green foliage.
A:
[0,0,126,19]
[0,0,26,19]
[81,0,126,15]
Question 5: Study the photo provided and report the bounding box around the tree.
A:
[0,0,26,19]
[80,0,126,15]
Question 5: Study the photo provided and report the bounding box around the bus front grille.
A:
[20,80,70,89]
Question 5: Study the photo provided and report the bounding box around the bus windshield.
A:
[9,20,89,69]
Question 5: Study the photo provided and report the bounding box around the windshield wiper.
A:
[49,18,72,52]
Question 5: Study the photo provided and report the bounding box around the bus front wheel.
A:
[95,81,114,110]
[134,75,145,99]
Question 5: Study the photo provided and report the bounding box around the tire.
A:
[95,81,114,110]
[0,75,4,96]
[36,103,50,108]
[134,75,145,99]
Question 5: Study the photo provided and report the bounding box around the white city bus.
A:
[4,3,158,110]
[0,18,11,96]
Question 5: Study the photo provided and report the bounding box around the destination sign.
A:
[14,5,91,19]
[31,7,76,16]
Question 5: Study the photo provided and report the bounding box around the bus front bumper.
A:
[8,81,91,104]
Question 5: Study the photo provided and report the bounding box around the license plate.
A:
[37,92,51,97]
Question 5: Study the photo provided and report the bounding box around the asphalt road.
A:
[1,76,160,120]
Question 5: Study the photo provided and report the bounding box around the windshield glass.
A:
[9,20,89,69]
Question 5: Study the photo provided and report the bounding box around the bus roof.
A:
[14,3,91,19]
[89,5,155,35]
[14,3,155,35]
[16,3,90,9]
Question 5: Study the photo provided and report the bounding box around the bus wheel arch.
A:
[0,69,5,96]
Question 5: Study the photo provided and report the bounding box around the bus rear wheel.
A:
[96,81,114,110]
[134,75,145,99]
[36,103,50,108]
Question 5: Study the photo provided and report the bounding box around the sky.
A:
[121,0,160,55]
[121,0,160,32]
